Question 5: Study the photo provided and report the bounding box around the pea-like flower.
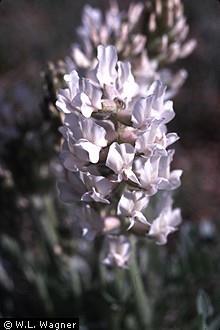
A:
[103,235,131,268]
[135,120,179,157]
[134,155,162,196]
[158,150,183,190]
[117,190,150,228]
[60,112,108,167]
[106,142,139,184]
[148,194,182,245]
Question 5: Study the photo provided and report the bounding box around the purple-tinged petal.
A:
[96,45,118,87]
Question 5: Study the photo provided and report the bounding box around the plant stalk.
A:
[128,236,152,329]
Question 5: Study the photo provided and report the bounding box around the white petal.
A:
[96,45,118,87]
[124,168,140,184]
[106,2,120,30]
[79,92,93,118]
[117,61,138,101]
[56,90,72,113]
[127,218,135,230]
[166,133,179,147]
[117,192,135,216]
[135,120,161,154]
[64,113,82,140]
[92,176,113,196]
[162,100,175,124]
[131,97,153,129]
[148,80,166,110]
[71,45,91,68]
[128,3,144,26]
[169,208,182,227]
[158,150,174,179]
[81,174,113,201]
[103,236,131,268]
[119,143,135,166]
[106,142,124,173]
[74,140,101,164]
[97,120,116,143]
[132,211,149,224]
[64,70,79,100]
[117,190,149,217]
[80,118,107,147]
[169,170,183,189]
[81,191,110,204]
[106,142,135,174]
[82,5,102,28]
[81,78,102,109]
[148,204,181,245]
[135,192,150,212]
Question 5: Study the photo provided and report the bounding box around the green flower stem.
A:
[128,236,152,329]
[110,307,121,330]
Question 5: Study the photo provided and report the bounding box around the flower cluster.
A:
[66,2,145,70]
[144,0,197,64]
[66,0,196,99]
[57,45,182,267]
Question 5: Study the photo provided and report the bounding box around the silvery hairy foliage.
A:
[56,44,182,267]
[66,0,196,99]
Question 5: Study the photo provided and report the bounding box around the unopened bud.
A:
[149,13,157,32]
[103,216,121,234]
